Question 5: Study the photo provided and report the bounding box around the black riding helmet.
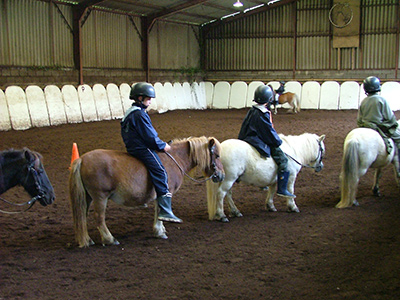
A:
[129,82,156,101]
[254,85,274,104]
[363,76,381,94]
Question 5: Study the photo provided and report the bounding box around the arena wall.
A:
[1,80,399,131]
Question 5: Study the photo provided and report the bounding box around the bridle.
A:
[285,139,324,172]
[165,144,220,183]
[0,159,45,214]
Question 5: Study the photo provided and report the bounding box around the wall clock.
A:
[329,2,353,28]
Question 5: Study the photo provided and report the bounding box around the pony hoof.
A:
[373,187,381,197]
[287,207,300,213]
[229,212,243,218]
[79,238,95,248]
[102,239,120,246]
[353,200,360,206]
[158,234,168,239]
[267,206,277,212]
[218,217,229,223]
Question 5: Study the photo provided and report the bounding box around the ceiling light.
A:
[233,1,243,8]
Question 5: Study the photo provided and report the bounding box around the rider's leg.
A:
[270,147,296,198]
[391,128,400,177]
[131,148,182,223]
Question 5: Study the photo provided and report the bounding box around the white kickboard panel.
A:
[182,82,193,109]
[78,85,98,122]
[382,81,400,111]
[0,89,11,131]
[300,81,320,109]
[93,84,111,121]
[26,85,50,128]
[154,82,166,113]
[120,83,132,114]
[44,85,67,126]
[339,81,360,110]
[246,81,264,107]
[285,81,302,100]
[319,81,340,110]
[203,81,214,109]
[62,85,82,124]
[174,82,187,110]
[192,82,206,109]
[106,83,124,119]
[212,81,230,109]
[164,82,178,111]
[229,81,247,109]
[5,86,31,130]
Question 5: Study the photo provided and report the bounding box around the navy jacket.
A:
[238,104,282,157]
[121,103,166,153]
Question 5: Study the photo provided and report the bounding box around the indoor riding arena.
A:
[1,1,400,299]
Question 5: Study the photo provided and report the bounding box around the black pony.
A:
[0,148,55,210]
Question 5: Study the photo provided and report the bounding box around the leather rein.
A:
[165,144,218,183]
[285,139,324,172]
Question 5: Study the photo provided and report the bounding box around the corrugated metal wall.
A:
[0,0,73,67]
[1,0,398,78]
[81,10,143,69]
[203,0,399,72]
[204,4,297,71]
[149,21,200,69]
[1,0,200,71]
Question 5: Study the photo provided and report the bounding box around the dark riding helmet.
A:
[129,82,156,101]
[254,85,274,104]
[363,76,381,94]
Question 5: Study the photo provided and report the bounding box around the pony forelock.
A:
[172,136,220,171]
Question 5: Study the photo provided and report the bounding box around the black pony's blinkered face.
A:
[23,150,55,206]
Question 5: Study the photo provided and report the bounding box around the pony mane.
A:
[279,133,319,160]
[1,148,42,168]
[171,136,221,170]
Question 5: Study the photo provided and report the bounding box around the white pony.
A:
[207,133,326,222]
[336,127,399,208]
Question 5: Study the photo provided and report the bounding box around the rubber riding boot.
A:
[157,194,183,223]
[277,171,296,198]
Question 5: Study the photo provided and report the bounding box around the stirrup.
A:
[158,214,182,223]
[277,191,296,198]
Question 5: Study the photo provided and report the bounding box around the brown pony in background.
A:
[69,136,225,248]
[268,83,301,114]
[272,92,301,114]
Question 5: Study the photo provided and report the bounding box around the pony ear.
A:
[23,148,35,163]
[319,134,326,142]
[208,138,216,149]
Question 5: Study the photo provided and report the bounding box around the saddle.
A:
[361,124,393,154]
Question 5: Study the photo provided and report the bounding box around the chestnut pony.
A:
[69,136,225,248]
[268,84,301,114]
[271,92,300,114]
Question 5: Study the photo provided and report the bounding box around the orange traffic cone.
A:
[70,142,80,169]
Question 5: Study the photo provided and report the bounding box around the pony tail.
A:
[295,94,301,113]
[69,158,91,247]
[206,180,219,220]
[337,141,359,208]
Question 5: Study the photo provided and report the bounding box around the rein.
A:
[165,152,214,184]
[285,139,324,170]
[0,197,36,214]
[0,160,44,214]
